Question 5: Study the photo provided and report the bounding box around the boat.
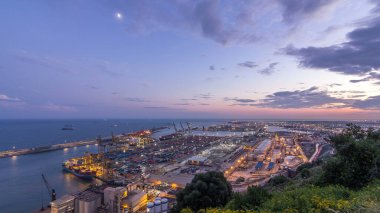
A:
[62,125,74,130]
[62,161,93,180]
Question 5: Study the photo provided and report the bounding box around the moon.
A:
[115,12,123,20]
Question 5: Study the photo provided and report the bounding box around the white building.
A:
[50,194,75,213]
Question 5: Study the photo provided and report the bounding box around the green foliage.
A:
[320,125,380,189]
[175,171,232,212]
[261,185,353,212]
[208,180,380,213]
[267,175,289,186]
[225,186,271,210]
[343,123,366,140]
[296,162,313,172]
[300,168,311,179]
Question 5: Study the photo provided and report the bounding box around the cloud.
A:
[258,62,279,75]
[209,65,215,70]
[40,103,76,112]
[328,83,342,87]
[0,94,21,102]
[174,103,191,106]
[15,51,72,73]
[97,61,123,76]
[224,97,256,103]
[255,86,351,108]
[196,93,213,100]
[14,51,125,76]
[180,98,198,101]
[283,2,380,76]
[143,106,186,111]
[350,72,380,84]
[276,0,338,23]
[114,0,259,45]
[238,61,258,69]
[125,97,150,102]
[353,95,380,109]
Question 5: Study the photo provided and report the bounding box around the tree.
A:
[320,127,378,189]
[226,186,271,210]
[300,168,311,179]
[175,171,232,212]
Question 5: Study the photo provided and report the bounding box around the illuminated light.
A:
[12,155,17,160]
[171,183,178,189]
[115,12,123,20]
[64,148,68,151]
[86,145,90,147]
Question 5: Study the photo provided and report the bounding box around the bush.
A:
[175,171,232,212]
[225,186,271,210]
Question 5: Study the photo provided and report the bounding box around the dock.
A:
[0,140,98,159]
[0,126,169,159]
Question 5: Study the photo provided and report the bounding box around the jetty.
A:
[0,140,97,158]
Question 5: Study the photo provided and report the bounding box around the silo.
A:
[161,198,168,213]
[147,202,155,213]
[154,199,162,213]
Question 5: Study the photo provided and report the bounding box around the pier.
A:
[0,126,168,159]
[0,140,98,158]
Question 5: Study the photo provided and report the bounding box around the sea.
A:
[0,119,226,213]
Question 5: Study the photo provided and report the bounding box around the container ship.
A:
[62,159,94,180]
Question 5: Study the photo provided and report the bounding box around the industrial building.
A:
[104,187,127,213]
[122,190,147,213]
[50,194,75,213]
[187,156,207,166]
[74,190,102,213]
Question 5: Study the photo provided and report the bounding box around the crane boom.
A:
[42,174,56,201]
[172,122,178,133]
[180,122,185,132]
[186,122,192,133]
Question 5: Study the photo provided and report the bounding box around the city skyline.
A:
[1,0,380,119]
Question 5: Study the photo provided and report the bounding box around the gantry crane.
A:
[42,174,56,202]
[180,122,185,132]
[172,122,178,133]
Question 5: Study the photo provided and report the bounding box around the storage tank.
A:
[147,202,155,213]
[154,200,162,213]
[161,198,168,213]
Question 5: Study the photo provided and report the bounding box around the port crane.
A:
[172,122,178,133]
[180,122,185,132]
[42,174,56,202]
[186,122,191,133]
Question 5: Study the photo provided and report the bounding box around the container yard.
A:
[44,120,331,213]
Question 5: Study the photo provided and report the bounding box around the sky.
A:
[1,0,380,119]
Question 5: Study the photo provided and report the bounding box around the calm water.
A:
[0,119,226,213]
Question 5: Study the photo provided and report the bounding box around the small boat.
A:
[62,125,74,130]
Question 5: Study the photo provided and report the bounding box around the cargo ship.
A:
[62,125,74,130]
[62,160,94,180]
